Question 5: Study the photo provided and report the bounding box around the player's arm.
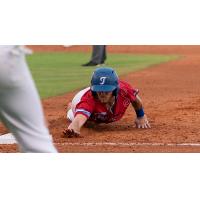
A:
[63,114,88,138]
[131,95,151,128]
[68,114,87,134]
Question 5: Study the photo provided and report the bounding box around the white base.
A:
[0,133,17,144]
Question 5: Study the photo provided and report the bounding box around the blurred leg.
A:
[91,45,106,64]
[0,49,57,152]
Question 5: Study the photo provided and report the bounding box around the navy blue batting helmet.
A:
[90,67,119,94]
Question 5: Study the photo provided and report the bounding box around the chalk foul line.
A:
[1,133,200,147]
[55,142,200,147]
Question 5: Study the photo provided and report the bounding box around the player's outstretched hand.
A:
[63,129,83,138]
[135,114,151,129]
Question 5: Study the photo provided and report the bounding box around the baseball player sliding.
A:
[64,67,150,138]
[0,45,57,152]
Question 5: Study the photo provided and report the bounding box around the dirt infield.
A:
[1,45,200,152]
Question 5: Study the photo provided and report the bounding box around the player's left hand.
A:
[135,114,151,129]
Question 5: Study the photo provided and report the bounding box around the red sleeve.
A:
[75,94,95,119]
[120,80,139,102]
[128,87,139,102]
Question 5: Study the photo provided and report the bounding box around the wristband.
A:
[135,108,145,118]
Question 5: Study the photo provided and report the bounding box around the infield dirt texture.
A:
[0,45,200,152]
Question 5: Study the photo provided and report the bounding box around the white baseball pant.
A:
[0,46,57,152]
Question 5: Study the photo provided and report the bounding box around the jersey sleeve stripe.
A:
[75,109,91,118]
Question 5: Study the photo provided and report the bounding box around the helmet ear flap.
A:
[112,87,119,97]
[92,91,97,97]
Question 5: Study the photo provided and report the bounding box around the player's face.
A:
[96,91,113,103]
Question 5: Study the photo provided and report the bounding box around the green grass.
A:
[27,52,179,99]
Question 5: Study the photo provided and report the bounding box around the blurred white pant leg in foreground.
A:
[0,46,57,152]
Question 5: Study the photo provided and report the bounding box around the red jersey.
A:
[75,80,139,123]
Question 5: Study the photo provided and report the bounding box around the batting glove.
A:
[63,129,83,138]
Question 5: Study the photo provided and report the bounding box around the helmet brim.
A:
[91,85,116,92]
